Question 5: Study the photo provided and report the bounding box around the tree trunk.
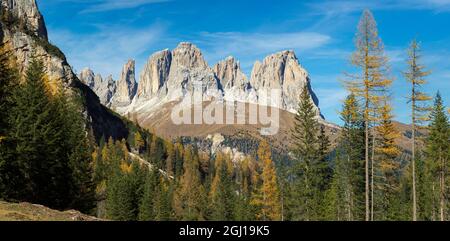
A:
[440,152,444,221]
[412,93,417,221]
[371,134,375,221]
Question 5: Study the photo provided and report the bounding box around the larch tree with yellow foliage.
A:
[173,145,207,220]
[209,152,235,220]
[373,102,401,220]
[404,40,431,221]
[251,140,281,221]
[345,10,392,221]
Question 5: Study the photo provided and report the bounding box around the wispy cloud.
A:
[53,0,171,13]
[49,23,166,78]
[192,31,331,73]
[307,0,450,17]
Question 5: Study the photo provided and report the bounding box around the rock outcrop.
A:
[137,49,172,99]
[112,59,137,107]
[166,42,222,101]
[78,68,116,106]
[79,68,95,88]
[250,50,320,114]
[1,0,47,39]
[213,56,256,103]
[1,0,132,141]
[104,42,321,120]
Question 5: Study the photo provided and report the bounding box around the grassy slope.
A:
[0,201,101,221]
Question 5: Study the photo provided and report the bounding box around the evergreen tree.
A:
[0,43,18,198]
[290,86,329,220]
[138,167,159,221]
[425,93,449,221]
[7,58,72,208]
[338,94,365,220]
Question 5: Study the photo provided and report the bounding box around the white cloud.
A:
[51,0,171,13]
[192,31,331,73]
[307,0,450,17]
[48,23,166,78]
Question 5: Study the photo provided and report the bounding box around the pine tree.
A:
[345,10,392,220]
[404,40,431,221]
[425,93,449,221]
[251,140,281,221]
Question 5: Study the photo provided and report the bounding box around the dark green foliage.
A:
[138,168,159,221]
[325,94,366,220]
[422,93,449,220]
[0,44,18,198]
[289,86,331,220]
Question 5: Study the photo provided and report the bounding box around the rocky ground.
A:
[0,201,101,221]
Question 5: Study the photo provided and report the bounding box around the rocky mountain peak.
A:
[78,69,117,106]
[171,42,208,69]
[79,68,95,88]
[112,59,137,107]
[213,56,248,90]
[137,49,172,99]
[1,0,48,39]
[250,49,320,114]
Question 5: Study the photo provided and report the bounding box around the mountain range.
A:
[1,0,414,160]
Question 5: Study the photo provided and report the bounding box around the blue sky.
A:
[38,0,450,124]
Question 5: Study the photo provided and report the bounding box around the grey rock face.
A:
[111,42,321,120]
[213,56,248,90]
[250,50,320,114]
[78,68,117,106]
[137,49,172,99]
[165,42,222,101]
[132,42,222,107]
[79,68,95,88]
[112,59,137,107]
[213,56,256,103]
[1,0,47,39]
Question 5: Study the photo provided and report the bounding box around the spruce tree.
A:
[0,43,18,198]
[7,58,71,208]
[425,93,449,221]
[138,167,159,221]
[338,94,365,220]
[290,86,329,220]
